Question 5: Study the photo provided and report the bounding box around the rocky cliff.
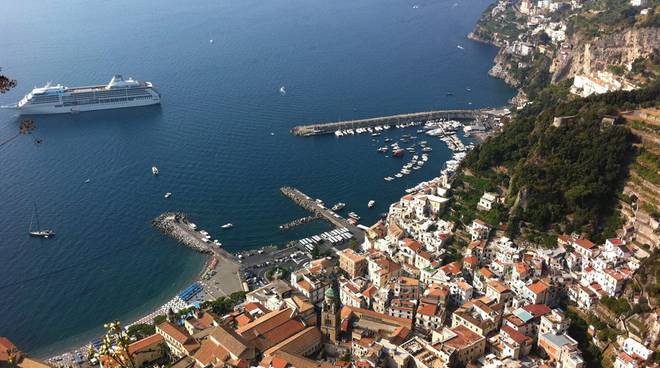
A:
[552,27,660,83]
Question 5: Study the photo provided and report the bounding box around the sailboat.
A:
[29,203,55,238]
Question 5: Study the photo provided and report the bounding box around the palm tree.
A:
[88,321,137,368]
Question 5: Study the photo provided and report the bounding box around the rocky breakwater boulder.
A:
[152,212,212,254]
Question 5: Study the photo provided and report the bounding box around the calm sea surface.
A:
[0,0,513,356]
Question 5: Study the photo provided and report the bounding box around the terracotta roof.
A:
[479,267,495,279]
[263,327,322,357]
[463,256,478,265]
[514,262,528,276]
[340,306,413,330]
[468,240,486,249]
[209,325,254,360]
[443,325,484,349]
[128,334,164,354]
[527,281,550,295]
[574,239,596,250]
[297,280,313,292]
[261,350,333,368]
[487,280,510,294]
[402,238,423,252]
[158,321,189,343]
[417,303,438,316]
[235,313,254,327]
[362,285,378,298]
[522,304,551,317]
[339,248,366,263]
[441,261,462,275]
[194,338,230,366]
[501,326,532,345]
[236,308,293,336]
[0,337,17,361]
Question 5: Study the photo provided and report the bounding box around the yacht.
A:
[164,192,172,198]
[368,200,375,208]
[152,166,159,175]
[221,223,234,229]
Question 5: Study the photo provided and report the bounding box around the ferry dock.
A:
[290,109,485,136]
[280,186,365,243]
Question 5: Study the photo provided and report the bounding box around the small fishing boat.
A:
[221,223,234,229]
[332,202,346,211]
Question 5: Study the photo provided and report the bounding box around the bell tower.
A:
[320,285,340,343]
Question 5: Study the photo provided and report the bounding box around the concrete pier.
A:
[280,186,365,242]
[290,109,485,136]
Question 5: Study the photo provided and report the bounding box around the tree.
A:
[127,323,156,340]
[87,321,137,368]
[0,68,16,93]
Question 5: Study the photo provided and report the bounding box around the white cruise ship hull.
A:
[13,75,161,115]
[17,97,160,115]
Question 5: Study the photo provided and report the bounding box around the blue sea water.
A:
[0,0,513,356]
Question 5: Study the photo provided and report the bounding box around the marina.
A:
[280,186,365,243]
[290,109,485,136]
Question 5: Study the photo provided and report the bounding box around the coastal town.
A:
[5,105,660,368]
[2,0,659,367]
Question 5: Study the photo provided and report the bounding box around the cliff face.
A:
[552,27,660,83]
[488,49,522,88]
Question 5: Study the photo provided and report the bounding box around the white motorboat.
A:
[152,166,159,175]
[368,200,375,208]
[221,223,234,229]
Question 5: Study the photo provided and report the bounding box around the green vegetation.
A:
[265,267,290,281]
[566,308,604,368]
[127,323,156,340]
[631,149,660,185]
[461,81,660,239]
[600,296,631,315]
[567,0,645,36]
[0,68,16,93]
[203,291,246,315]
[153,315,166,325]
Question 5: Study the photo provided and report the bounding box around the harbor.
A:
[290,108,486,136]
[280,186,366,243]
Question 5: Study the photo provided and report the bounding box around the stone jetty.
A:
[152,212,214,254]
[279,214,321,231]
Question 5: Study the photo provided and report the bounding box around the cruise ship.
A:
[10,75,160,114]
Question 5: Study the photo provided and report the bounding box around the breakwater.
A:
[290,109,484,136]
[279,214,321,231]
[153,212,214,254]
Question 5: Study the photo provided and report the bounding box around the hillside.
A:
[458,81,660,241]
[470,0,660,100]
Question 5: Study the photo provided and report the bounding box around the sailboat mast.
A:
[33,201,40,230]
